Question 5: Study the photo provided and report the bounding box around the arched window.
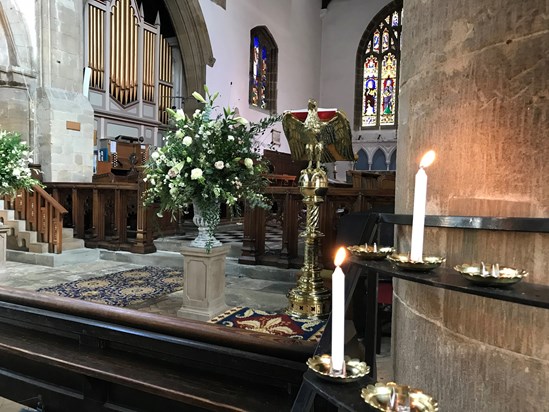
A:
[371,149,387,170]
[249,26,278,113]
[356,149,369,170]
[389,150,397,170]
[354,0,402,129]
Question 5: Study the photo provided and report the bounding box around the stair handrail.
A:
[32,185,68,215]
[10,185,68,254]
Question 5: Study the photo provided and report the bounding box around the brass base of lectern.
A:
[287,282,331,320]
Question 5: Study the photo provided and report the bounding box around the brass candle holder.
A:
[361,382,438,411]
[387,253,445,272]
[454,262,528,287]
[347,244,395,260]
[307,354,370,383]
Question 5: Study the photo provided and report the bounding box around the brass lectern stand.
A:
[282,100,354,319]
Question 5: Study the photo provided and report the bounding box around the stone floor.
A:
[0,259,293,315]
[0,243,393,411]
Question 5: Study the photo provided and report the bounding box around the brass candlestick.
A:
[283,100,355,319]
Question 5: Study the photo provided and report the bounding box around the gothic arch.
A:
[159,0,213,112]
[0,0,33,71]
[356,148,369,170]
[371,148,387,170]
[353,0,402,130]
[389,149,397,170]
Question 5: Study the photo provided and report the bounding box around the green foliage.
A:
[142,86,280,242]
[0,130,43,196]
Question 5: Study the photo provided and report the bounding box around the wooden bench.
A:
[0,286,316,411]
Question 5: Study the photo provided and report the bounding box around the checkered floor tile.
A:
[179,225,284,246]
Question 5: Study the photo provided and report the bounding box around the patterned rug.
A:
[37,266,184,307]
[209,306,326,342]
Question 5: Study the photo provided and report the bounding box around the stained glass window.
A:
[249,27,278,113]
[355,1,402,129]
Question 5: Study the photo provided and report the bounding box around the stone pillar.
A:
[0,226,8,264]
[35,0,95,182]
[177,245,231,321]
[394,0,549,410]
[36,88,95,182]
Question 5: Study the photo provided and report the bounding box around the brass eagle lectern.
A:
[282,100,354,319]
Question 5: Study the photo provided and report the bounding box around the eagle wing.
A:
[320,110,354,162]
[282,111,310,161]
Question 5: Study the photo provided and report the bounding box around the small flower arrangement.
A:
[0,130,43,197]
[142,86,280,245]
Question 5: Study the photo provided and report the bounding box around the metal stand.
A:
[286,166,331,319]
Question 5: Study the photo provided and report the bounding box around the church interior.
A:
[0,0,547,411]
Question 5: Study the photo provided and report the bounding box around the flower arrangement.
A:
[0,130,42,197]
[142,86,280,247]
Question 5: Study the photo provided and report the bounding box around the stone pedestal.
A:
[0,226,9,264]
[177,244,230,321]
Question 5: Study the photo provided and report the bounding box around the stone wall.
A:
[0,0,94,182]
[36,87,94,182]
[394,0,548,410]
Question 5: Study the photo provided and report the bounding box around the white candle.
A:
[331,247,346,375]
[410,150,436,262]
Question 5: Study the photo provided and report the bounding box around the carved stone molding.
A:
[164,0,214,114]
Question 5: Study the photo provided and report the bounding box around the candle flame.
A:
[334,247,346,267]
[419,150,436,168]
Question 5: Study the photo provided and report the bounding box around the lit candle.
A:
[331,247,346,375]
[410,150,436,262]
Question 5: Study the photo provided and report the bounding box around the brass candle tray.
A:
[454,263,528,287]
[347,245,395,260]
[361,382,438,411]
[307,354,370,383]
[387,254,445,272]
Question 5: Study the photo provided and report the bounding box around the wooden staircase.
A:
[0,187,83,254]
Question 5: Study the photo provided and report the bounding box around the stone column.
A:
[177,245,231,321]
[35,0,94,182]
[0,226,8,264]
[394,0,549,410]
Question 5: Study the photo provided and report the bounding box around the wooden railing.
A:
[4,185,68,253]
[240,185,395,270]
[46,179,169,254]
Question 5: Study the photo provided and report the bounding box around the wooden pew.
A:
[0,286,316,411]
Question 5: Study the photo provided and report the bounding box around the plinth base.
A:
[178,244,230,321]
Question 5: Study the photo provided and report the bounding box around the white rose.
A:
[182,136,193,146]
[244,158,254,169]
[214,161,224,170]
[227,135,235,141]
[190,168,203,180]
[175,130,184,139]
[151,151,160,160]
